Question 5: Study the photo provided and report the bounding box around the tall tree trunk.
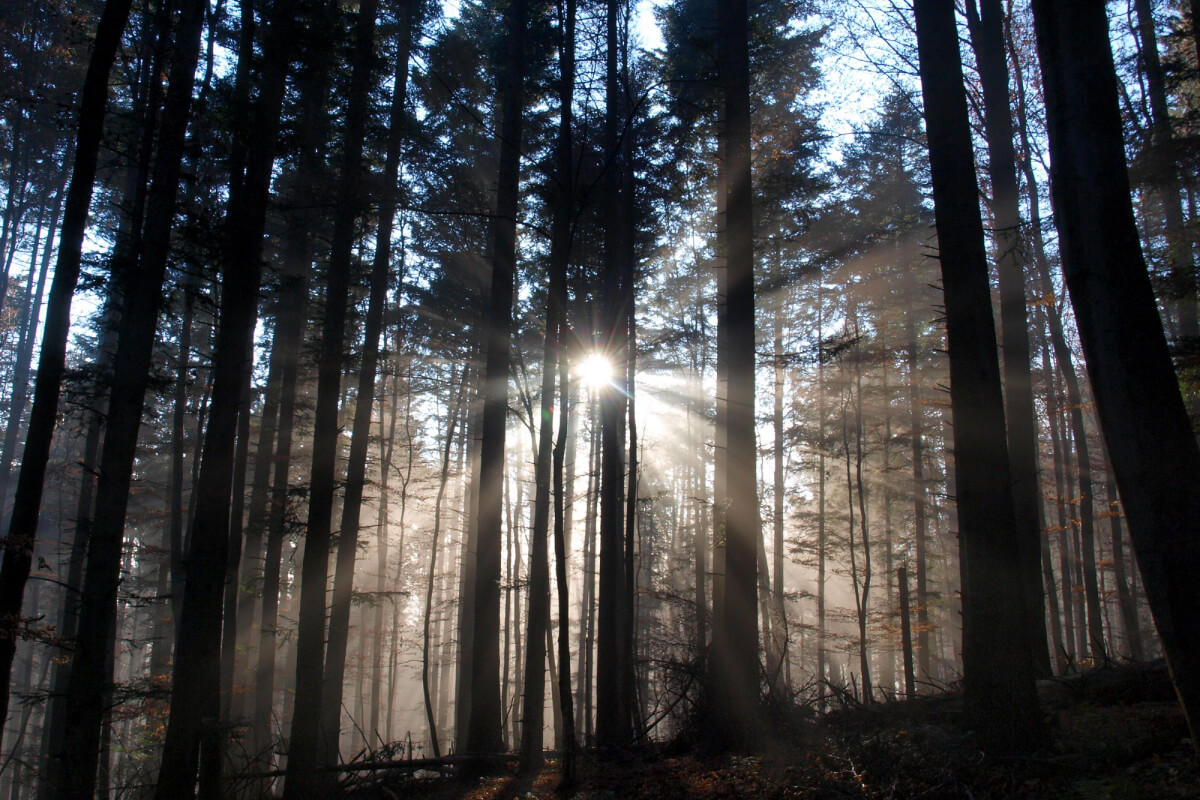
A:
[0,0,134,748]
[49,0,209,791]
[319,1,410,765]
[467,0,528,756]
[1133,0,1197,339]
[903,267,929,684]
[285,0,379,787]
[1031,1,1200,746]
[519,0,574,768]
[770,290,788,697]
[714,0,759,747]
[913,0,1040,753]
[154,0,297,792]
[0,192,58,518]
[964,0,1051,678]
[595,0,630,753]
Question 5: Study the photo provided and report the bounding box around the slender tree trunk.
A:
[49,0,210,790]
[1133,0,1198,339]
[0,0,134,749]
[519,0,574,766]
[596,0,630,752]
[1106,475,1144,661]
[424,368,468,760]
[285,0,379,788]
[467,0,528,756]
[913,0,1041,752]
[319,2,409,764]
[899,566,916,698]
[965,0,1051,678]
[154,0,296,791]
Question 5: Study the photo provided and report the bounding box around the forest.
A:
[0,0,1199,796]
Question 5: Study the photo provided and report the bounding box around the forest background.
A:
[0,0,1197,797]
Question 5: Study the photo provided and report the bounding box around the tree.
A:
[153,0,297,791]
[963,0,1051,677]
[0,0,134,749]
[467,0,529,756]
[912,0,1040,753]
[713,0,759,745]
[1030,0,1200,751]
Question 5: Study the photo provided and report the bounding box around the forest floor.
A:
[341,663,1197,800]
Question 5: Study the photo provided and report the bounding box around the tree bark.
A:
[318,0,409,766]
[715,0,760,746]
[0,0,134,751]
[153,0,297,792]
[1031,2,1200,746]
[467,0,528,755]
[964,0,1051,677]
[913,0,1041,753]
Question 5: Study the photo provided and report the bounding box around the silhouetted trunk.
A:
[468,0,528,755]
[816,286,827,699]
[153,271,196,678]
[902,269,929,683]
[913,0,1040,753]
[899,566,916,698]
[714,0,759,747]
[0,0,134,749]
[154,0,296,792]
[519,0,574,768]
[769,292,787,696]
[285,0,378,787]
[220,373,255,725]
[1133,0,1197,339]
[596,0,629,752]
[319,0,409,766]
[0,192,58,518]
[1032,0,1200,746]
[49,0,209,791]
[965,0,1050,678]
[1106,476,1144,661]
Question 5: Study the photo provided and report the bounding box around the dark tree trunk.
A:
[715,0,759,746]
[317,0,408,766]
[48,0,209,790]
[902,269,930,683]
[285,0,379,788]
[519,0,574,769]
[467,0,528,756]
[912,0,1041,753]
[1031,1,1200,746]
[1133,0,1197,339]
[551,0,578,782]
[424,368,468,760]
[1105,476,1144,661]
[964,0,1051,678]
[596,0,630,752]
[0,0,134,748]
[153,0,297,792]
[899,566,916,698]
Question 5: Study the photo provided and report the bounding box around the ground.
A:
[338,664,1198,800]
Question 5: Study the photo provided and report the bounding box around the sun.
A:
[576,353,613,389]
